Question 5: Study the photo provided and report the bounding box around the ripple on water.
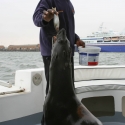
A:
[0,52,125,83]
[19,64,39,69]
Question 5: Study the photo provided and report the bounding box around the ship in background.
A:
[81,23,125,52]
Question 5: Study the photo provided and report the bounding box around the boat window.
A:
[112,40,119,42]
[104,41,111,42]
[122,96,125,117]
[120,40,125,42]
[81,96,115,117]
[97,41,103,42]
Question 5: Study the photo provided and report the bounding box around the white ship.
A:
[81,23,125,52]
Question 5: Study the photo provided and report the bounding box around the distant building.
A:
[7,44,40,51]
[0,45,5,51]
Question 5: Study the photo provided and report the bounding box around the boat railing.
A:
[0,80,25,95]
[0,80,12,88]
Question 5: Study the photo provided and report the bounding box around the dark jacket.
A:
[33,0,79,56]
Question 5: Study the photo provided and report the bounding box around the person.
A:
[33,0,85,124]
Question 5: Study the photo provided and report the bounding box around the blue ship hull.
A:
[87,44,125,52]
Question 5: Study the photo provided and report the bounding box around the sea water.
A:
[0,52,125,83]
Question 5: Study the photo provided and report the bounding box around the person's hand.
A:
[42,9,58,22]
[76,39,85,48]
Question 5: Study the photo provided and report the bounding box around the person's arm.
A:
[75,33,80,43]
[33,0,58,27]
[33,0,49,27]
[75,33,85,48]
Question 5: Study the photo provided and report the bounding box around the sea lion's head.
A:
[50,28,72,70]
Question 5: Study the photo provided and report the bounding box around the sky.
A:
[0,0,125,47]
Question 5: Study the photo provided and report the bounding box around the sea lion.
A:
[43,28,103,125]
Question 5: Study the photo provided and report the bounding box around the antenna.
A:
[99,22,103,31]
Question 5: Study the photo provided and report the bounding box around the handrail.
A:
[0,88,25,95]
[0,80,12,88]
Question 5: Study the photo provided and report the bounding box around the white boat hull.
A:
[1,66,125,125]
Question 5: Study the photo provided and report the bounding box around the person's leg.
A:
[71,57,75,89]
[41,56,51,125]
[42,56,51,95]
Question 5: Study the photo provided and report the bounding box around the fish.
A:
[43,28,103,125]
[52,7,60,32]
